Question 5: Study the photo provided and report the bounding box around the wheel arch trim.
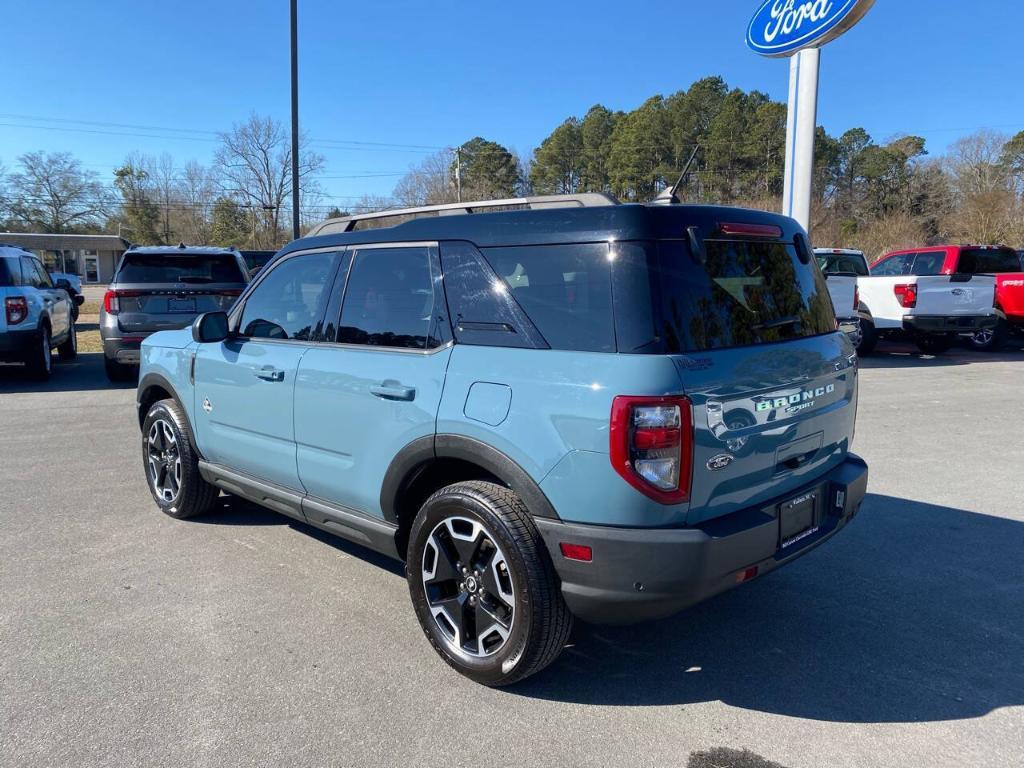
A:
[137,371,200,456]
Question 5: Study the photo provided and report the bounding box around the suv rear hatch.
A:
[110,252,246,334]
[906,274,996,317]
[631,217,856,526]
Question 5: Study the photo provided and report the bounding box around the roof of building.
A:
[0,232,131,251]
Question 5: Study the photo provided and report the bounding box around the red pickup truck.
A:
[872,245,1024,350]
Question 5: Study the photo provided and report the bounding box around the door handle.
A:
[254,366,285,382]
[370,382,416,401]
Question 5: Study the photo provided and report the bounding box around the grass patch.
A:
[77,329,103,354]
[79,300,102,315]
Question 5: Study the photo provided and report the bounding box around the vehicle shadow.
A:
[513,493,1024,724]
[0,352,135,394]
[858,338,1023,369]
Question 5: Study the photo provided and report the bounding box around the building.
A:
[0,233,130,284]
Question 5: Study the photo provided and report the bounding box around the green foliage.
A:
[454,137,521,200]
[210,197,250,248]
[530,119,583,195]
[113,163,162,244]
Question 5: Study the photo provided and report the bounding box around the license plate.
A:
[168,297,196,313]
[779,491,818,549]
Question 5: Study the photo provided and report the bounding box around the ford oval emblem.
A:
[747,0,876,58]
[951,288,965,296]
[707,454,735,471]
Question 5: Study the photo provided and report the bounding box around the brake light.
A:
[718,222,783,238]
[559,543,593,562]
[103,289,141,314]
[5,296,28,325]
[853,284,860,312]
[610,395,693,504]
[894,283,917,308]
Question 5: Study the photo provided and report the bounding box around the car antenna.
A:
[651,144,701,205]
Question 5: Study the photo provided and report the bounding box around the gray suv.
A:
[101,245,249,381]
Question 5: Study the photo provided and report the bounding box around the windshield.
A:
[957,248,1021,274]
[117,253,245,284]
[815,253,869,276]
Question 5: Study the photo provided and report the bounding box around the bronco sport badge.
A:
[755,384,835,414]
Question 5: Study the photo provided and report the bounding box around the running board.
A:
[198,461,400,559]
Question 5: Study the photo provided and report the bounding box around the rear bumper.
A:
[535,454,868,625]
[902,314,997,334]
[102,336,145,364]
[0,327,37,359]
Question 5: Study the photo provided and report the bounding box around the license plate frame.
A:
[779,490,819,549]
[168,297,196,313]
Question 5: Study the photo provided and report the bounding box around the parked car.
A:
[872,245,1023,351]
[0,245,78,379]
[101,244,249,382]
[136,195,868,685]
[814,248,867,350]
[856,250,998,355]
[47,271,84,319]
[240,250,277,276]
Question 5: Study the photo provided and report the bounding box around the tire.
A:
[857,317,878,356]
[407,481,573,686]
[58,323,78,361]
[105,356,136,383]
[25,324,53,381]
[916,334,954,356]
[141,399,219,519]
[968,320,1008,352]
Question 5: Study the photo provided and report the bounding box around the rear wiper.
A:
[754,315,802,331]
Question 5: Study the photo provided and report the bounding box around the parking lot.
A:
[1,341,1023,768]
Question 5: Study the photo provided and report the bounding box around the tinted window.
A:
[481,243,614,353]
[0,257,21,287]
[20,258,45,288]
[640,239,834,353]
[117,253,245,284]
[911,251,946,275]
[239,251,340,340]
[956,248,1021,274]
[337,246,444,349]
[872,255,911,276]
[815,253,869,276]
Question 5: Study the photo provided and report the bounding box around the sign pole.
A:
[782,47,820,236]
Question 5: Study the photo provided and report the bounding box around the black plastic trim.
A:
[198,460,305,523]
[136,371,201,455]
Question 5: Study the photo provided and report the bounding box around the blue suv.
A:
[136,195,868,685]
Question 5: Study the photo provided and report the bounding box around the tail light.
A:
[718,222,783,238]
[610,395,693,504]
[894,283,917,308]
[103,289,141,314]
[853,284,860,312]
[5,296,28,325]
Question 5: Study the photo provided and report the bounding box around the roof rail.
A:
[308,193,619,235]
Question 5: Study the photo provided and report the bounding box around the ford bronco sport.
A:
[136,194,868,685]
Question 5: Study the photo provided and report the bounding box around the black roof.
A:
[282,203,805,257]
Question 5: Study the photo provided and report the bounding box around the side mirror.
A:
[192,311,230,343]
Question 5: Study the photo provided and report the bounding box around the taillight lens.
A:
[894,283,917,308]
[718,222,783,238]
[853,284,860,312]
[103,289,141,314]
[5,296,28,325]
[610,395,693,504]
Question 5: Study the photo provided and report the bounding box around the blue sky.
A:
[4,0,1023,209]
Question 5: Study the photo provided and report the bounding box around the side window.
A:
[911,251,945,275]
[20,258,44,288]
[238,251,340,341]
[35,259,54,287]
[480,243,615,353]
[337,246,443,350]
[873,255,909,276]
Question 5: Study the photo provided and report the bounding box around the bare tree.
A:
[393,150,456,207]
[214,113,325,247]
[7,151,110,232]
[177,161,218,244]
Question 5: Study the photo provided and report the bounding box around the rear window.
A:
[815,253,869,276]
[615,239,835,354]
[117,253,245,284]
[481,244,614,353]
[956,248,1021,274]
[0,257,19,287]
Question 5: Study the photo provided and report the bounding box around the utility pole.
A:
[455,146,462,203]
[290,0,301,240]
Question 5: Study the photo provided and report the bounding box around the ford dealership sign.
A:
[747,0,876,57]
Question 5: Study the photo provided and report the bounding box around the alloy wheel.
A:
[421,516,516,658]
[147,419,182,502]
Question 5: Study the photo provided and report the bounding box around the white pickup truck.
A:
[813,249,862,349]
[814,247,998,355]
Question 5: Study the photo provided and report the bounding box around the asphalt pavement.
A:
[1,341,1022,768]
